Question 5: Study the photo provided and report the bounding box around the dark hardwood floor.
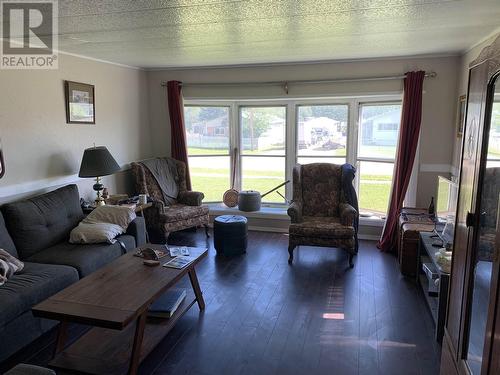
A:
[5,230,441,375]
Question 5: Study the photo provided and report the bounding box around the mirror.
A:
[466,74,500,373]
[0,138,4,179]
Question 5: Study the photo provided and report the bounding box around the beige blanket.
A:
[0,248,24,286]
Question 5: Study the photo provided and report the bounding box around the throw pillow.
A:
[84,205,136,230]
[69,222,124,244]
[0,248,24,286]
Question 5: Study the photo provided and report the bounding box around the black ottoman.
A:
[213,215,248,256]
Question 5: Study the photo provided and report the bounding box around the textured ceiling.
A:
[50,0,500,68]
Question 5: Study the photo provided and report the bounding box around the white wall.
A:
[0,53,153,204]
[147,55,460,207]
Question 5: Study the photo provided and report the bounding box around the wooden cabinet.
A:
[441,34,500,375]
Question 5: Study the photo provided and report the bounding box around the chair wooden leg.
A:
[204,224,210,238]
[288,244,295,264]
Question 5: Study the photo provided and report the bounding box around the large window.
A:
[184,97,405,215]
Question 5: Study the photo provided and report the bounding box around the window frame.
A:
[184,94,408,213]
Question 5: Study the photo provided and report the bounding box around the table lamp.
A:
[78,146,120,206]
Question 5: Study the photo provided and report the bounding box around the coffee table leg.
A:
[128,313,147,375]
[53,321,68,357]
[188,268,205,311]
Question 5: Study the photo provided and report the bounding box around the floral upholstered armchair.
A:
[131,158,209,243]
[287,163,358,268]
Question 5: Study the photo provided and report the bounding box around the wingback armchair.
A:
[287,163,358,268]
[131,158,209,243]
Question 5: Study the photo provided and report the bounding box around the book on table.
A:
[148,289,187,318]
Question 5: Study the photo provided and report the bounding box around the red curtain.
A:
[167,80,191,190]
[377,71,426,253]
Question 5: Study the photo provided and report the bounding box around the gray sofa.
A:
[0,184,146,363]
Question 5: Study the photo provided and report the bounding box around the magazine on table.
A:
[163,255,196,269]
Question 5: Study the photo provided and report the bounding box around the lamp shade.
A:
[78,146,120,178]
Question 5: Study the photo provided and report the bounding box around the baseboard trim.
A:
[248,225,289,233]
[358,234,380,241]
[209,223,379,241]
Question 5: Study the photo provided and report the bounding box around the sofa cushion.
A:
[289,216,355,238]
[2,185,84,259]
[160,204,209,223]
[0,212,18,258]
[70,222,125,244]
[0,262,78,328]
[26,235,136,278]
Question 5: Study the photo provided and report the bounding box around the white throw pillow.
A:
[70,222,124,244]
[84,205,136,230]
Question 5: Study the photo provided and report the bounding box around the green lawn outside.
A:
[359,182,391,214]
[192,167,392,212]
[189,145,396,158]
[191,167,283,178]
[188,147,286,156]
[358,145,397,158]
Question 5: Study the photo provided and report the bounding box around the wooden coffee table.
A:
[32,244,208,375]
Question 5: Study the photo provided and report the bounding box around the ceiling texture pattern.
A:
[53,0,500,68]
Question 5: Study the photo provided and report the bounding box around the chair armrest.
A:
[287,201,303,223]
[339,203,357,226]
[126,216,146,246]
[178,191,204,206]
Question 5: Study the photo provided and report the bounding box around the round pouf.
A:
[238,190,261,212]
[213,215,248,256]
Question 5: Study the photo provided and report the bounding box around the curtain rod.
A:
[160,71,436,94]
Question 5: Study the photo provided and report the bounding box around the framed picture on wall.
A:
[65,81,95,124]
[0,138,4,179]
[456,94,466,137]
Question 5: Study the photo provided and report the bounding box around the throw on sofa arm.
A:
[178,191,205,206]
[126,216,147,246]
[287,201,303,223]
[339,203,357,227]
